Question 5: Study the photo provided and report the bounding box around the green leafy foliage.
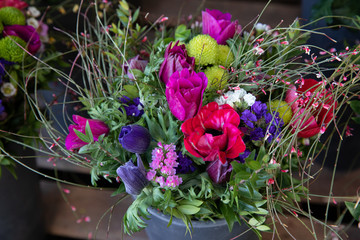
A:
[345,201,360,222]
[175,24,191,42]
[350,100,360,124]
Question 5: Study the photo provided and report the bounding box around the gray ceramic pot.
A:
[145,207,257,240]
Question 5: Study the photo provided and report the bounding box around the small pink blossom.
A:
[160,165,176,176]
[155,176,166,187]
[166,175,183,188]
[346,126,353,137]
[147,142,183,188]
[268,178,275,185]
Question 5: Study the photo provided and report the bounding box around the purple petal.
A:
[202,10,221,37]
[159,41,195,84]
[206,9,232,21]
[118,125,151,153]
[3,25,41,54]
[216,21,237,45]
[65,115,109,150]
[116,157,148,195]
[206,158,233,184]
[165,69,207,121]
[65,125,87,150]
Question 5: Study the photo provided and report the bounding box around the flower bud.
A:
[116,154,148,195]
[118,125,151,154]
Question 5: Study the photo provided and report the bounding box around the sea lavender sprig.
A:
[147,142,183,188]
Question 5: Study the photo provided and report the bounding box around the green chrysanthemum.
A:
[204,66,228,90]
[186,34,218,66]
[0,21,3,34]
[268,100,293,125]
[217,45,234,68]
[0,36,27,63]
[0,7,26,26]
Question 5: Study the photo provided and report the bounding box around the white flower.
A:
[1,82,17,97]
[231,89,246,99]
[243,93,256,106]
[255,23,271,33]
[215,88,247,107]
[27,18,39,29]
[215,95,227,106]
[27,7,41,18]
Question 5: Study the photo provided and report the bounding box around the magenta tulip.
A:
[166,68,207,121]
[159,41,195,85]
[3,25,41,54]
[65,115,110,150]
[202,9,238,45]
[122,55,148,80]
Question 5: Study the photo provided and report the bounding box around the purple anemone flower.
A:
[116,154,149,195]
[120,96,144,117]
[118,125,151,154]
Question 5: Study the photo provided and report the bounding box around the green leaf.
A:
[220,201,236,231]
[74,129,91,143]
[253,208,269,215]
[177,205,200,215]
[119,0,129,11]
[132,8,140,23]
[171,208,184,219]
[352,117,360,124]
[345,201,360,221]
[262,154,270,163]
[85,120,93,143]
[144,112,166,142]
[256,225,272,231]
[249,217,265,227]
[153,188,164,203]
[231,160,245,172]
[175,24,191,42]
[78,143,93,154]
[256,145,266,162]
[238,199,258,212]
[246,160,262,170]
[179,199,203,207]
[350,101,360,114]
[104,51,120,64]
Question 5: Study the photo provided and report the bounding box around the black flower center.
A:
[205,128,223,136]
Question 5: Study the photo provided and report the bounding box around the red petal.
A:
[204,108,240,130]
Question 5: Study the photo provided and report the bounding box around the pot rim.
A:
[147,207,230,228]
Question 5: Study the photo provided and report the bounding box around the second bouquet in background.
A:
[30,0,360,239]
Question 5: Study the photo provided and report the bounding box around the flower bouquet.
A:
[0,0,65,177]
[30,0,360,238]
